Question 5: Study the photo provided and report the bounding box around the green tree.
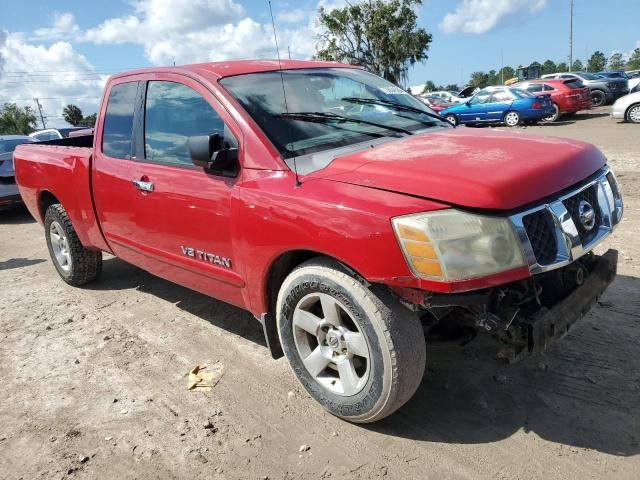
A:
[487,69,499,86]
[315,0,432,84]
[571,59,583,71]
[81,113,97,128]
[556,62,568,72]
[607,52,625,71]
[0,103,38,135]
[542,59,557,75]
[421,80,436,93]
[498,66,515,83]
[63,104,84,126]
[443,83,459,92]
[469,71,489,89]
[586,51,606,72]
[625,48,640,70]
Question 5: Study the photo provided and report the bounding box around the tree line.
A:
[0,103,96,135]
[424,48,640,92]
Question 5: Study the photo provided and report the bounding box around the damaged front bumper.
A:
[499,249,618,362]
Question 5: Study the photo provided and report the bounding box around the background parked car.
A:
[596,71,628,80]
[541,72,628,107]
[417,95,455,113]
[440,86,554,127]
[426,86,476,104]
[515,78,592,122]
[29,127,90,141]
[0,135,34,210]
[611,91,640,123]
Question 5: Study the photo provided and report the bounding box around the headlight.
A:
[392,210,526,282]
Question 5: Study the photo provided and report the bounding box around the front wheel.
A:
[276,258,426,423]
[44,204,102,286]
[591,90,606,107]
[504,111,521,127]
[444,114,458,126]
[626,103,640,123]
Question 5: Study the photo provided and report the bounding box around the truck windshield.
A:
[220,68,448,159]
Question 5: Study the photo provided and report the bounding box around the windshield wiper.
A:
[274,111,413,136]
[341,97,445,124]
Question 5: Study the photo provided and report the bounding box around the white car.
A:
[423,86,476,104]
[610,91,640,123]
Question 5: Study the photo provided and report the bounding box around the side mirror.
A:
[465,101,471,106]
[188,133,238,176]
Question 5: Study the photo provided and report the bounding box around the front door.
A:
[460,90,492,122]
[114,76,245,307]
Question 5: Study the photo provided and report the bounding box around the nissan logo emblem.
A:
[578,200,596,231]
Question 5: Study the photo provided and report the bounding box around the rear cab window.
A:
[102,81,139,159]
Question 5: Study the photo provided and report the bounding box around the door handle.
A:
[132,179,154,193]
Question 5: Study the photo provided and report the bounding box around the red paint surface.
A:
[13,60,607,318]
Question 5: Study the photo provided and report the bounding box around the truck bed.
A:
[13,142,108,251]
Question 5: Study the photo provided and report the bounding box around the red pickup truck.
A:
[14,60,623,423]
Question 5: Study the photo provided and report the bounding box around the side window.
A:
[102,82,138,158]
[526,84,543,93]
[144,81,235,166]
[543,84,555,91]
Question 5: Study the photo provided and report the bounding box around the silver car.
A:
[0,135,35,178]
[610,91,640,123]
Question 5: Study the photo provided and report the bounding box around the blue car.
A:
[440,87,554,127]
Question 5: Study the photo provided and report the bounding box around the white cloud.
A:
[277,9,311,24]
[0,30,106,128]
[82,0,318,65]
[440,0,547,34]
[32,12,80,41]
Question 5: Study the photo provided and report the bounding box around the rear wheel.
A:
[591,90,606,107]
[504,111,521,127]
[276,258,426,423]
[542,103,561,122]
[626,103,640,123]
[44,204,102,286]
[444,114,458,126]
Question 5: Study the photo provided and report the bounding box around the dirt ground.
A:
[1,106,639,480]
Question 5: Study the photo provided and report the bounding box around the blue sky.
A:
[1,0,638,126]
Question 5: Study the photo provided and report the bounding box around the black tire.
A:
[591,90,606,107]
[542,103,560,123]
[444,114,458,126]
[626,103,640,123]
[276,257,426,423]
[44,204,102,286]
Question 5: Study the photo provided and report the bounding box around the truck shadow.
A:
[88,256,267,348]
[0,206,36,225]
[373,274,640,457]
[89,256,639,456]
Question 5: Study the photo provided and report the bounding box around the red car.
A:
[418,95,455,113]
[516,79,592,122]
[14,60,622,423]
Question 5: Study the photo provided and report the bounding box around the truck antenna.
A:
[268,0,301,187]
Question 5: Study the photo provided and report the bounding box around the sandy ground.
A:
[1,106,639,480]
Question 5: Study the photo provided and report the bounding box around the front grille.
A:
[563,185,601,243]
[522,210,557,265]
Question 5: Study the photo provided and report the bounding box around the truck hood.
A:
[307,128,607,210]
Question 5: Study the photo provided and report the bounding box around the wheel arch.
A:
[625,102,640,122]
[38,190,61,222]
[261,249,365,359]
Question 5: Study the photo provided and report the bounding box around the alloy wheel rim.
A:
[446,115,456,125]
[506,112,519,126]
[592,92,604,106]
[292,292,370,396]
[543,105,559,122]
[629,106,640,122]
[50,221,72,272]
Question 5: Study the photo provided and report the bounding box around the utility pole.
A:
[34,98,46,129]
[501,50,504,84]
[568,0,573,71]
